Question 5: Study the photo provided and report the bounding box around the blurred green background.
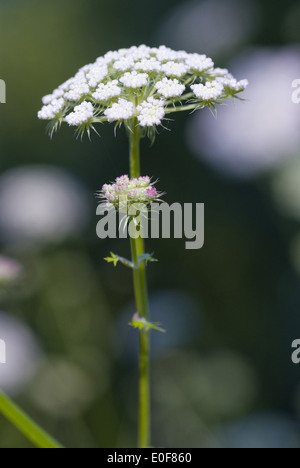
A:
[1,0,300,448]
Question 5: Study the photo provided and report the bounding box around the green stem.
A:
[130,123,141,179]
[0,390,63,448]
[129,120,150,449]
[166,92,194,105]
[165,103,198,114]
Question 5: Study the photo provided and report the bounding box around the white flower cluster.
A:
[86,65,108,88]
[104,99,135,122]
[134,58,161,72]
[38,98,65,120]
[155,78,185,98]
[120,71,148,88]
[42,90,65,105]
[220,76,249,93]
[191,75,248,101]
[65,82,90,101]
[186,54,214,73]
[92,80,121,102]
[65,101,94,126]
[38,45,248,134]
[161,61,188,77]
[137,98,166,127]
[191,81,224,101]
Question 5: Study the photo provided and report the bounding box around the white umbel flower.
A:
[137,97,165,127]
[120,71,149,88]
[65,101,94,126]
[104,99,135,122]
[186,54,214,73]
[161,61,188,77]
[38,44,248,136]
[238,79,249,91]
[38,98,65,120]
[113,57,135,71]
[153,46,181,62]
[126,45,151,61]
[92,80,121,102]
[211,68,229,77]
[86,65,108,88]
[134,58,162,72]
[57,78,76,92]
[42,89,65,105]
[219,76,249,92]
[155,78,185,98]
[64,81,90,101]
[103,50,120,63]
[191,82,224,101]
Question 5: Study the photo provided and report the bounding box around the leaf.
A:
[129,314,166,333]
[104,252,134,269]
[104,253,119,267]
[137,253,158,268]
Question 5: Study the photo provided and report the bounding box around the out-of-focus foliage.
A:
[0,0,300,448]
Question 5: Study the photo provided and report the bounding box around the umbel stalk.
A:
[129,121,151,449]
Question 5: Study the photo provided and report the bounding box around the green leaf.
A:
[137,253,158,268]
[129,314,165,333]
[104,252,134,269]
[104,252,119,267]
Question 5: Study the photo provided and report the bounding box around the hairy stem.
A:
[0,390,63,448]
[129,120,150,449]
